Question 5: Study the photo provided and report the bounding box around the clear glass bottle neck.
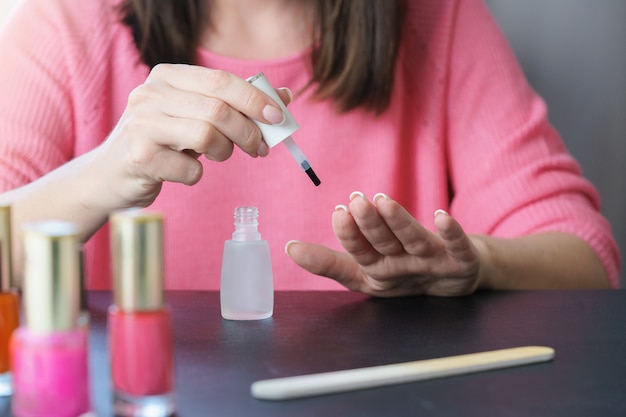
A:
[232,206,261,241]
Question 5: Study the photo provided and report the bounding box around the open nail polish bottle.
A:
[220,206,274,320]
[10,220,90,416]
[0,204,19,397]
[109,209,175,416]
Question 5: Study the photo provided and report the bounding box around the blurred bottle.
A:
[220,206,274,320]
[10,220,90,416]
[109,209,175,416]
[0,204,19,397]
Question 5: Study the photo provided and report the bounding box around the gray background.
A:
[485,0,626,287]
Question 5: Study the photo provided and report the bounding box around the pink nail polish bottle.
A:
[10,221,90,417]
[109,209,175,416]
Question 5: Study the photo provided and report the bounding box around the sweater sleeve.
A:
[0,0,118,193]
[444,0,620,285]
[0,0,75,192]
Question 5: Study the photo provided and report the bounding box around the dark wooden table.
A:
[2,290,626,416]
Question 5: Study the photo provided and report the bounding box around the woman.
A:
[0,0,619,294]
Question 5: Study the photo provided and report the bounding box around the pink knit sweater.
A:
[0,0,619,289]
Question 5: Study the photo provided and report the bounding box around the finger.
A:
[331,204,380,266]
[285,240,367,293]
[139,147,204,186]
[164,117,235,162]
[347,192,404,256]
[434,210,475,262]
[374,194,443,257]
[147,64,285,125]
[124,110,235,162]
[158,87,262,151]
[130,82,261,158]
[120,113,209,184]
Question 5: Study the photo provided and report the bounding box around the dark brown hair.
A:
[119,0,405,114]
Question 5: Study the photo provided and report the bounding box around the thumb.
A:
[276,87,293,106]
[284,240,364,290]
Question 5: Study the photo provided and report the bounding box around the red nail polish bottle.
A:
[108,210,175,416]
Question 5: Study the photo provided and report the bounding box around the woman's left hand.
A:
[286,191,483,297]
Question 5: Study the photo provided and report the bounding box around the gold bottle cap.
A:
[0,204,13,291]
[23,220,81,333]
[111,209,164,311]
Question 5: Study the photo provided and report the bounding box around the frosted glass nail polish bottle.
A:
[10,221,90,417]
[220,206,274,320]
[109,209,175,417]
[0,204,19,397]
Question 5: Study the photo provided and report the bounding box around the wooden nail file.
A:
[251,346,555,400]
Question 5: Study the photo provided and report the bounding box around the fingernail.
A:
[278,87,293,103]
[257,140,269,157]
[349,191,365,201]
[373,193,389,204]
[262,105,285,125]
[334,204,349,213]
[434,209,449,217]
[285,240,299,257]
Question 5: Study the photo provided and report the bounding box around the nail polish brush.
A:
[247,72,320,186]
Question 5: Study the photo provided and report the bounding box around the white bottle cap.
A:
[246,72,299,148]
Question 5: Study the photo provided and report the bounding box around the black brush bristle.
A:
[305,168,321,186]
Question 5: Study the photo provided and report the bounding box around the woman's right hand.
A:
[1,64,293,286]
[93,64,290,209]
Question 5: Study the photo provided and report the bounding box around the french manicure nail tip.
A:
[434,209,449,217]
[284,240,299,256]
[373,193,389,204]
[334,204,349,213]
[349,191,365,201]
